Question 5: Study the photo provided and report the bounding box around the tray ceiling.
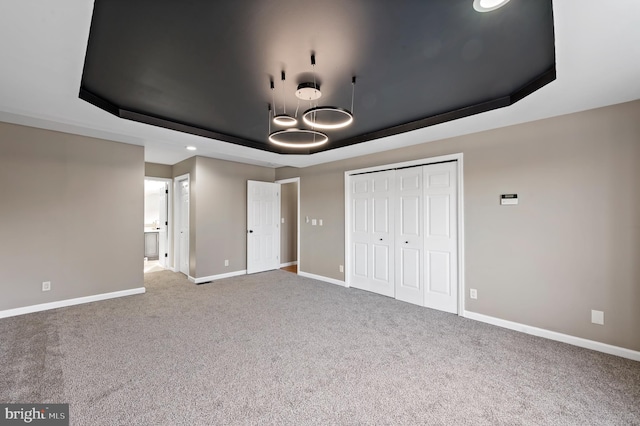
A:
[80,0,555,155]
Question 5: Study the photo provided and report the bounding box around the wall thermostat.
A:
[500,194,518,205]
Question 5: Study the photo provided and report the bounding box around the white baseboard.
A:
[298,271,346,287]
[0,287,146,319]
[279,261,298,268]
[463,310,640,362]
[189,269,247,284]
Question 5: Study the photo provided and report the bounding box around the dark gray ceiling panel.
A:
[80,0,555,154]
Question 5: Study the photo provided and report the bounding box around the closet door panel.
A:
[369,171,395,297]
[350,176,372,292]
[350,171,395,297]
[423,162,458,313]
[395,167,424,306]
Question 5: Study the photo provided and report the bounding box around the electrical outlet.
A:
[339,265,344,273]
[319,219,323,226]
[312,219,317,226]
[281,218,285,223]
[42,281,51,292]
[224,260,229,267]
[591,310,604,325]
[470,288,477,299]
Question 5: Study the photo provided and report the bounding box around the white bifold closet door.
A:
[350,170,395,297]
[422,162,458,313]
[349,161,458,314]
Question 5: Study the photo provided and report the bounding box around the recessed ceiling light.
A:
[186,146,197,151]
[473,0,510,12]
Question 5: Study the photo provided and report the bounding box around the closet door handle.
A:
[379,238,383,241]
[405,241,409,244]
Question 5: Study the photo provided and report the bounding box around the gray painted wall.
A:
[0,122,144,311]
[280,182,298,264]
[164,156,276,279]
[145,162,173,179]
[276,100,640,352]
[194,156,275,278]
[172,158,296,278]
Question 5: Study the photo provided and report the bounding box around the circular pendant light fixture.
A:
[273,114,297,126]
[272,71,297,127]
[268,128,328,148]
[302,106,353,129]
[265,53,357,149]
[299,56,355,130]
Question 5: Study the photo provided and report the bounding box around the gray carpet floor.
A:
[1,270,639,425]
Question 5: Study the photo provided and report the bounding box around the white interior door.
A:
[158,182,168,267]
[395,167,424,306]
[423,162,458,313]
[177,177,189,276]
[350,171,395,298]
[247,180,280,274]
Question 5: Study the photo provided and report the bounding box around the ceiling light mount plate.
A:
[296,82,322,101]
[269,128,328,148]
[473,0,510,12]
[303,106,353,130]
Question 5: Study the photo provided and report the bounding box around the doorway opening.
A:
[277,178,300,274]
[144,178,170,274]
[174,174,190,277]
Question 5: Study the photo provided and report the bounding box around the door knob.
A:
[405,241,409,244]
[379,238,383,241]
[248,230,253,233]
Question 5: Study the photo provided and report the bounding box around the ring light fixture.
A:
[266,53,356,149]
[268,128,328,148]
[302,106,353,129]
[271,71,297,127]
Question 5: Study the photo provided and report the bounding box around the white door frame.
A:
[174,173,190,276]
[144,177,172,268]
[276,177,301,273]
[344,153,466,315]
